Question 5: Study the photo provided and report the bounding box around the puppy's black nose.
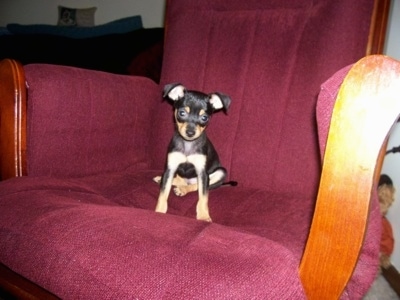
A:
[186,129,196,137]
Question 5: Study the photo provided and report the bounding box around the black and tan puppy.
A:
[154,83,231,222]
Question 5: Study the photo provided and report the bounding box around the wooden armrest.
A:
[0,262,59,300]
[0,59,27,180]
[299,55,400,298]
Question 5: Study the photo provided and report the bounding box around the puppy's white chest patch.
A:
[168,151,206,171]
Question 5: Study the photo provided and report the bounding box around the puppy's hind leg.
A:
[173,176,198,196]
[154,174,186,187]
[153,176,162,184]
[175,168,226,196]
[208,167,227,190]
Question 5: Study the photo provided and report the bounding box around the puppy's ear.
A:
[163,83,186,101]
[209,93,231,113]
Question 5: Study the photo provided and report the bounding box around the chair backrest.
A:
[146,1,391,298]
[149,0,385,200]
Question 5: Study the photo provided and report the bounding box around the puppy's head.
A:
[163,83,231,141]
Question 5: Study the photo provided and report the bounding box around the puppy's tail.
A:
[221,180,238,187]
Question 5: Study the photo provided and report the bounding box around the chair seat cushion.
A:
[0,171,310,299]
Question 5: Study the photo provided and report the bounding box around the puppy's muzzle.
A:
[185,124,197,138]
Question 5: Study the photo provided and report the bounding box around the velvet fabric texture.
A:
[0,0,380,299]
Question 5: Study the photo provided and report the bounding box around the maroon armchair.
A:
[0,0,394,299]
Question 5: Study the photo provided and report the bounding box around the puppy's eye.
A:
[200,115,209,122]
[178,109,187,117]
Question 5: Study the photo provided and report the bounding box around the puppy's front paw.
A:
[196,202,211,222]
[197,214,212,222]
[196,208,212,222]
[155,199,168,214]
[153,176,162,184]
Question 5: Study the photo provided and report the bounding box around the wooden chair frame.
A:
[300,54,400,298]
[0,0,393,298]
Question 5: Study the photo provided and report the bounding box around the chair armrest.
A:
[0,59,27,180]
[299,55,400,298]
[0,60,161,178]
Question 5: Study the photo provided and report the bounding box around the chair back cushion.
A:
[152,0,375,199]
[25,65,160,177]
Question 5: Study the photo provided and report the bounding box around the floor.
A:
[364,274,399,299]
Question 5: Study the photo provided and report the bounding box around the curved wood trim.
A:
[0,59,27,180]
[299,55,400,298]
[367,0,391,55]
[0,262,60,300]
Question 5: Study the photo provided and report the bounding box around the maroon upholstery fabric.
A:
[0,0,380,299]
[153,0,374,198]
[25,65,159,177]
[0,170,308,299]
